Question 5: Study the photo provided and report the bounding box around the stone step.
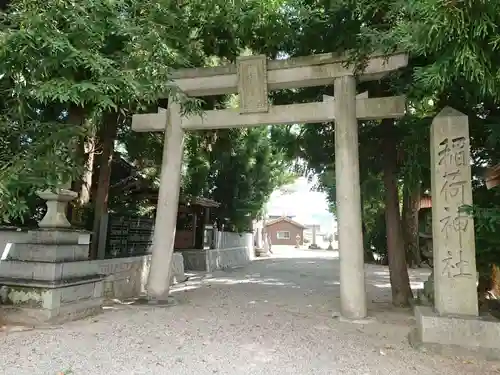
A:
[27,230,91,245]
[0,274,104,289]
[0,278,103,309]
[3,243,89,262]
[1,294,103,326]
[0,260,100,281]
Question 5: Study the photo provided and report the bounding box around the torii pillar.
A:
[146,103,185,299]
[334,75,367,319]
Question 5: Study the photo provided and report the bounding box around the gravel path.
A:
[1,247,499,375]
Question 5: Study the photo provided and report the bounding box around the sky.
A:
[265,176,337,234]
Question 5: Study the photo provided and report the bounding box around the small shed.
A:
[265,216,306,246]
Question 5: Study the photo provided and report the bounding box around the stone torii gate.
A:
[132,52,408,319]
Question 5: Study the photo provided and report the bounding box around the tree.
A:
[179,94,297,230]
[243,0,430,306]
[359,0,500,300]
[0,0,200,223]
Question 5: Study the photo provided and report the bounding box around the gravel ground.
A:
[1,247,499,375]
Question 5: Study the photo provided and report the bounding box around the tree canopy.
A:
[0,0,295,230]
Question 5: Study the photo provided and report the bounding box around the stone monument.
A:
[0,186,104,325]
[410,107,500,358]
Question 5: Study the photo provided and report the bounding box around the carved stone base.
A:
[0,278,103,325]
[37,189,78,229]
[409,305,500,360]
[0,229,104,326]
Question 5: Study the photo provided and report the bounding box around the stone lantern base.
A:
[37,189,78,229]
[0,188,104,325]
[0,229,104,325]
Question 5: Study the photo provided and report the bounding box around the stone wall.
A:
[182,231,253,272]
[90,253,186,300]
[0,229,186,301]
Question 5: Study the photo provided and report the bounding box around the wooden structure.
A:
[485,164,500,189]
[109,154,220,251]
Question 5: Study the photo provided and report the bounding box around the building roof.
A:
[110,153,220,207]
[265,216,306,229]
[268,214,295,220]
[420,195,432,209]
[185,196,220,208]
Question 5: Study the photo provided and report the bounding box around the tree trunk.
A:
[491,264,500,298]
[361,206,375,263]
[402,182,421,268]
[382,120,413,307]
[80,136,96,206]
[71,135,96,226]
[65,106,87,224]
[89,112,119,259]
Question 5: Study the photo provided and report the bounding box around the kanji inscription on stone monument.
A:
[430,107,478,316]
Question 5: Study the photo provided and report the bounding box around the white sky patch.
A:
[266,177,337,233]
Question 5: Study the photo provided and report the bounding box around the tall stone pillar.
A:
[255,226,263,249]
[334,75,367,319]
[147,102,185,299]
[311,225,317,246]
[409,108,500,357]
[430,107,478,316]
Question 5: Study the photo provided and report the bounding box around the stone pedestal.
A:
[410,306,500,359]
[410,107,500,358]
[0,189,104,325]
[0,229,104,325]
[37,189,77,229]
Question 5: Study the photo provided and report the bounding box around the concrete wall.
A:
[266,221,304,246]
[181,231,253,272]
[90,253,186,300]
